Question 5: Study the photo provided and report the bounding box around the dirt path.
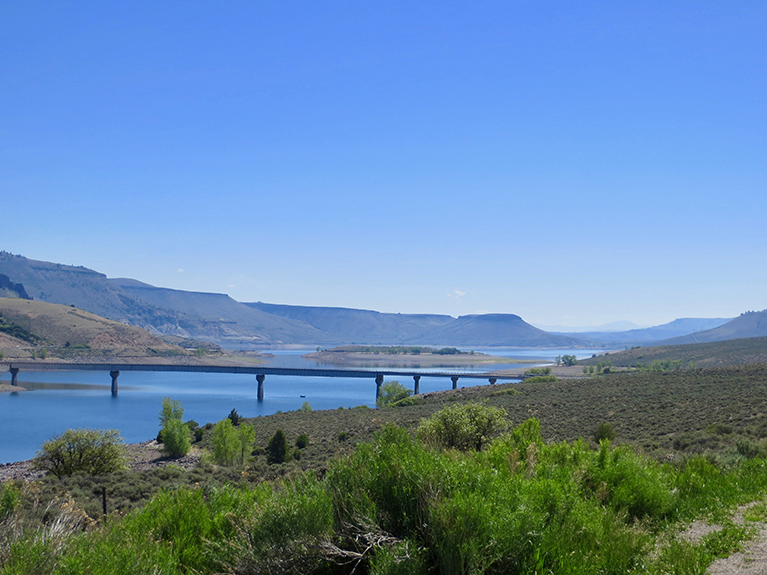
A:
[681,501,767,574]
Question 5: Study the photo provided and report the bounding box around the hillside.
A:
[112,281,326,346]
[655,310,767,346]
[579,336,767,368]
[570,317,732,347]
[0,252,191,336]
[246,302,454,344]
[413,313,584,347]
[0,297,189,360]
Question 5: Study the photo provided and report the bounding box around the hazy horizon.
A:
[2,2,765,327]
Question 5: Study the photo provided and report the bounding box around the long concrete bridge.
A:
[3,362,518,401]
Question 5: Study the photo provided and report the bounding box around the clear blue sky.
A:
[2,1,765,327]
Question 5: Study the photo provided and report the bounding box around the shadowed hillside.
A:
[656,310,767,346]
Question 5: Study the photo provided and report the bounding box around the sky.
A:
[1,1,765,328]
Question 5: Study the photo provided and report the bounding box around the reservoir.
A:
[0,348,600,464]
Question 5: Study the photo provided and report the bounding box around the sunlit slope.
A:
[0,297,186,357]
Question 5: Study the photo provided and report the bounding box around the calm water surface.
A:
[0,348,600,463]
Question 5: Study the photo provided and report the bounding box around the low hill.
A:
[413,314,584,347]
[0,297,188,360]
[580,336,767,368]
[655,311,767,346]
[245,302,454,344]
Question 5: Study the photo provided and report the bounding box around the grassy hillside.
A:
[0,297,190,360]
[580,336,767,368]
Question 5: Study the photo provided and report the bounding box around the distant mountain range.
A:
[0,251,759,349]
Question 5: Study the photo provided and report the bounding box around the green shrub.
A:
[338,431,350,442]
[594,422,617,442]
[211,418,254,466]
[228,409,241,426]
[299,401,312,412]
[416,402,508,452]
[267,429,289,464]
[377,380,412,408]
[32,428,127,478]
[295,433,309,449]
[161,418,192,458]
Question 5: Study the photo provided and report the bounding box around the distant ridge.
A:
[570,317,733,347]
[412,314,583,347]
[655,311,767,346]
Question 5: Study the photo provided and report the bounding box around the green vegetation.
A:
[416,402,508,451]
[158,399,191,458]
[525,366,551,375]
[10,365,767,573]
[376,380,412,407]
[581,336,767,369]
[266,429,289,464]
[31,428,127,478]
[524,375,558,383]
[211,418,254,466]
[0,314,45,344]
[9,412,767,574]
[556,353,577,366]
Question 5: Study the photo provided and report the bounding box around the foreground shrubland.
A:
[4,406,767,574]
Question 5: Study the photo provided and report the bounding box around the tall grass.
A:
[4,416,767,574]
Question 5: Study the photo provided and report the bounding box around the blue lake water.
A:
[0,348,601,464]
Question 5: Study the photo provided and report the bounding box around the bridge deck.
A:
[3,362,515,380]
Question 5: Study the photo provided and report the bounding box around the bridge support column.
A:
[9,368,19,387]
[488,377,497,385]
[257,374,265,402]
[451,376,459,390]
[375,374,384,402]
[110,370,120,397]
[413,375,421,395]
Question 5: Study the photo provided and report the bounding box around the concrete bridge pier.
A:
[451,376,459,390]
[375,374,384,401]
[413,375,421,395]
[9,367,19,387]
[110,370,120,396]
[488,377,497,385]
[257,374,265,401]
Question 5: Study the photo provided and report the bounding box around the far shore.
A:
[303,350,539,368]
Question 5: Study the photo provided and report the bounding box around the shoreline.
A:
[303,350,538,368]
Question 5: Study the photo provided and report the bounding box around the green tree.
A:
[236,422,255,465]
[212,418,239,466]
[376,380,412,407]
[300,401,312,412]
[162,419,191,458]
[159,397,184,428]
[417,402,508,452]
[267,429,289,464]
[228,408,241,426]
[561,354,577,366]
[32,428,127,478]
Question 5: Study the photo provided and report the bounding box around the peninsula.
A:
[304,345,529,368]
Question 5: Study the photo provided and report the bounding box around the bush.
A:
[416,402,508,452]
[594,422,617,442]
[267,429,289,464]
[377,380,413,407]
[211,418,254,466]
[228,409,241,426]
[299,401,312,412]
[338,431,350,442]
[33,428,127,478]
[296,433,310,449]
[161,418,191,458]
[525,375,558,383]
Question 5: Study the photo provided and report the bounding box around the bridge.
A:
[3,362,518,401]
